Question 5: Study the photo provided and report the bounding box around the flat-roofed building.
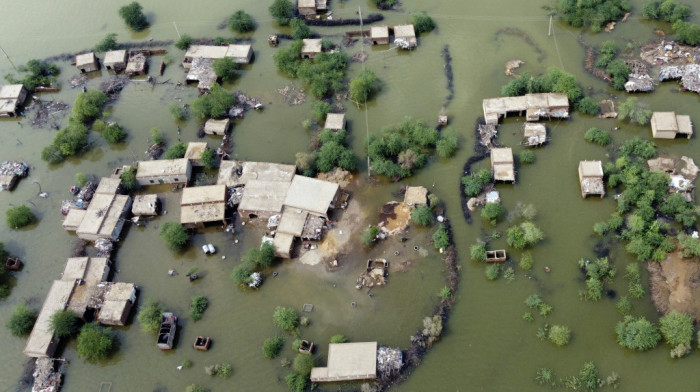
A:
[324,113,345,131]
[125,53,148,76]
[393,24,417,49]
[180,184,227,228]
[650,112,693,139]
[132,194,159,216]
[298,0,317,15]
[311,342,378,382]
[24,280,75,358]
[95,177,121,195]
[404,186,428,206]
[522,123,547,146]
[135,158,192,186]
[62,208,87,232]
[103,50,127,72]
[204,118,230,136]
[76,193,132,241]
[76,52,99,73]
[95,282,137,326]
[238,180,290,220]
[217,161,296,187]
[61,257,111,318]
[185,142,209,167]
[183,44,253,69]
[301,39,323,59]
[578,160,605,198]
[0,84,28,117]
[370,26,390,45]
[482,93,569,124]
[490,147,515,183]
[273,232,296,258]
[283,175,339,218]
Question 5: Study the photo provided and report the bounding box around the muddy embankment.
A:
[648,251,700,320]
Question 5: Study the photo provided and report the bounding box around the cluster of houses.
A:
[183,44,253,91]
[75,50,149,76]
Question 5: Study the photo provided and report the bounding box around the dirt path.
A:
[298,199,362,266]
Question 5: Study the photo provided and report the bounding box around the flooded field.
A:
[1,1,700,391]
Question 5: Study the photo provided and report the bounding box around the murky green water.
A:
[2,1,700,391]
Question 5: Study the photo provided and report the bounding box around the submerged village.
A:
[2,1,700,391]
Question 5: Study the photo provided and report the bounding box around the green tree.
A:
[191,83,236,119]
[462,169,491,197]
[232,263,254,285]
[361,226,379,246]
[606,60,630,90]
[273,40,303,78]
[673,21,700,45]
[174,34,194,50]
[50,309,79,337]
[285,373,308,392]
[549,325,571,346]
[618,97,652,125]
[349,69,379,102]
[119,2,149,31]
[519,150,536,164]
[4,59,60,91]
[584,127,611,146]
[558,0,630,31]
[189,296,209,322]
[330,334,347,343]
[103,123,128,144]
[6,303,37,337]
[95,33,118,52]
[201,148,216,170]
[293,353,314,376]
[412,13,436,34]
[470,242,487,262]
[269,0,293,25]
[6,205,35,229]
[411,205,435,226]
[273,306,299,332]
[243,242,276,268]
[677,232,700,258]
[263,335,284,358]
[432,225,450,250]
[169,104,187,121]
[436,128,459,158]
[659,311,694,347]
[229,10,255,32]
[77,323,114,360]
[290,18,312,40]
[163,142,187,159]
[150,127,164,144]
[75,173,88,187]
[485,264,500,280]
[159,222,189,251]
[185,385,206,392]
[615,315,661,351]
[137,300,164,334]
[212,57,240,82]
[519,252,534,270]
[72,90,108,123]
[481,203,505,224]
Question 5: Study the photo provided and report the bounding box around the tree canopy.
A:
[615,315,660,351]
[159,222,189,251]
[77,322,115,359]
[229,10,255,33]
[137,300,164,334]
[273,306,299,332]
[6,205,35,229]
[558,0,631,32]
[5,59,59,91]
[269,0,293,25]
[119,2,149,31]
[191,83,236,120]
[349,69,379,102]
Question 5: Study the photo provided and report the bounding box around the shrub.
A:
[501,67,583,103]
[618,97,652,125]
[673,21,700,46]
[159,222,189,251]
[51,309,79,337]
[470,242,487,262]
[174,34,194,50]
[535,367,556,386]
[549,325,571,346]
[73,90,108,123]
[285,373,308,392]
[525,294,543,308]
[6,205,35,229]
[77,322,114,359]
[290,18,312,40]
[185,385,206,392]
[615,315,661,351]
[293,353,314,376]
[577,96,599,115]
[95,33,118,52]
[481,203,505,224]
[349,69,379,102]
[263,335,284,359]
[232,263,254,285]
[274,40,304,78]
[6,303,37,336]
[616,296,632,315]
[659,311,694,348]
[519,150,536,164]
[243,242,276,268]
[462,169,491,197]
[606,60,630,90]
[312,101,332,121]
[4,59,59,91]
[212,57,239,83]
[269,0,293,25]
[163,142,187,159]
[584,127,611,146]
[41,119,90,163]
[229,10,255,33]
[412,13,436,34]
[519,252,534,271]
[677,232,700,258]
[169,104,187,121]
[190,296,209,322]
[411,205,435,226]
[103,123,127,144]
[75,173,88,187]
[273,306,299,332]
[485,264,500,280]
[436,128,458,158]
[438,285,452,300]
[432,225,450,250]
[119,2,149,31]
[507,221,544,249]
[643,1,691,23]
[119,166,138,191]
[558,0,630,31]
[137,300,164,334]
[150,127,164,144]
[191,84,236,119]
[330,334,347,343]
[201,149,216,170]
[361,226,379,246]
[217,363,233,379]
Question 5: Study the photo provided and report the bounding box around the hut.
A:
[273,232,296,258]
[75,52,99,73]
[370,26,390,45]
[95,282,137,326]
[132,194,159,216]
[125,53,148,76]
[217,161,296,187]
[324,113,345,131]
[135,159,192,186]
[0,84,28,117]
[301,39,323,59]
[311,342,378,382]
[578,161,605,198]
[522,123,547,146]
[650,112,693,139]
[482,93,569,124]
[204,118,230,136]
[103,50,128,72]
[185,57,217,92]
[24,280,75,358]
[404,186,428,206]
[490,148,515,183]
[298,0,317,16]
[180,184,227,228]
[393,24,417,49]
[283,175,339,218]
[185,142,209,167]
[76,193,132,241]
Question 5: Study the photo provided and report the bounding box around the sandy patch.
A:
[648,251,700,319]
[299,199,361,266]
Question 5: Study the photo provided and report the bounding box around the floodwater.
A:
[1,1,700,391]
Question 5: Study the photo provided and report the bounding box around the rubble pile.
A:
[377,346,403,376]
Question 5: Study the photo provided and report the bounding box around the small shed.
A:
[301,39,323,59]
[125,53,148,76]
[273,232,295,258]
[185,142,209,167]
[393,25,417,49]
[404,186,428,206]
[650,112,693,139]
[578,160,605,198]
[180,184,228,228]
[311,342,378,382]
[298,0,317,16]
[96,282,137,326]
[103,50,128,72]
[204,118,230,136]
[76,52,99,73]
[522,123,547,146]
[136,159,192,186]
[490,148,515,182]
[324,113,346,131]
[226,44,253,64]
[370,26,390,45]
[0,84,28,117]
[132,194,159,216]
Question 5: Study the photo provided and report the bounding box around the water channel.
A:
[1,1,700,391]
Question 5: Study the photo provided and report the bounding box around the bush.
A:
[185,385,206,392]
[269,0,293,25]
[159,222,189,251]
[525,294,543,309]
[677,232,700,258]
[501,67,582,104]
[330,334,347,343]
[150,127,164,144]
[660,311,694,348]
[643,1,691,23]
[673,21,700,46]
[615,315,660,351]
[285,373,308,392]
[618,97,652,125]
[584,127,611,146]
[41,119,90,163]
[201,149,216,170]
[95,33,118,52]
[137,300,164,334]
[485,264,500,280]
[290,18,312,40]
[163,142,187,159]
[433,225,450,250]
[312,101,332,121]
[411,205,435,226]
[349,69,379,102]
[507,221,543,249]
[190,296,209,322]
[438,285,452,300]
[535,368,556,386]
[75,173,88,187]
[6,303,37,336]
[6,205,35,229]
[436,128,458,158]
[470,242,487,262]
[51,309,79,337]
[361,226,379,246]
[191,83,236,119]
[169,104,187,121]
[243,242,276,268]
[103,123,127,144]
[174,34,194,50]
[73,90,108,124]
[293,353,314,376]
[274,41,304,78]
[229,10,255,32]
[273,306,299,332]
[212,57,240,83]
[549,325,571,346]
[481,203,505,224]
[577,97,599,115]
[77,322,114,359]
[558,0,630,31]
[232,263,254,285]
[368,118,440,179]
[606,60,630,90]
[412,13,436,34]
[462,169,491,197]
[519,150,536,164]
[519,252,534,271]
[5,59,59,91]
[263,335,284,359]
[119,2,148,31]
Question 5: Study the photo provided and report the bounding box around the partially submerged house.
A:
[404,186,428,206]
[132,194,159,216]
[185,57,217,92]
[237,180,290,220]
[0,84,28,117]
[298,0,317,15]
[650,111,693,139]
[60,257,111,318]
[75,52,99,73]
[94,282,137,326]
[204,118,230,136]
[135,158,192,186]
[75,193,132,241]
[301,39,323,59]
[393,24,417,49]
[182,44,253,69]
[370,26,390,45]
[103,50,128,72]
[659,64,700,94]
[482,93,570,125]
[311,342,378,382]
[578,160,605,198]
[24,280,75,358]
[180,184,228,228]
[324,113,345,131]
[185,142,209,167]
[490,147,515,183]
[125,52,148,76]
[283,175,339,218]
[522,123,547,146]
[217,161,296,187]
